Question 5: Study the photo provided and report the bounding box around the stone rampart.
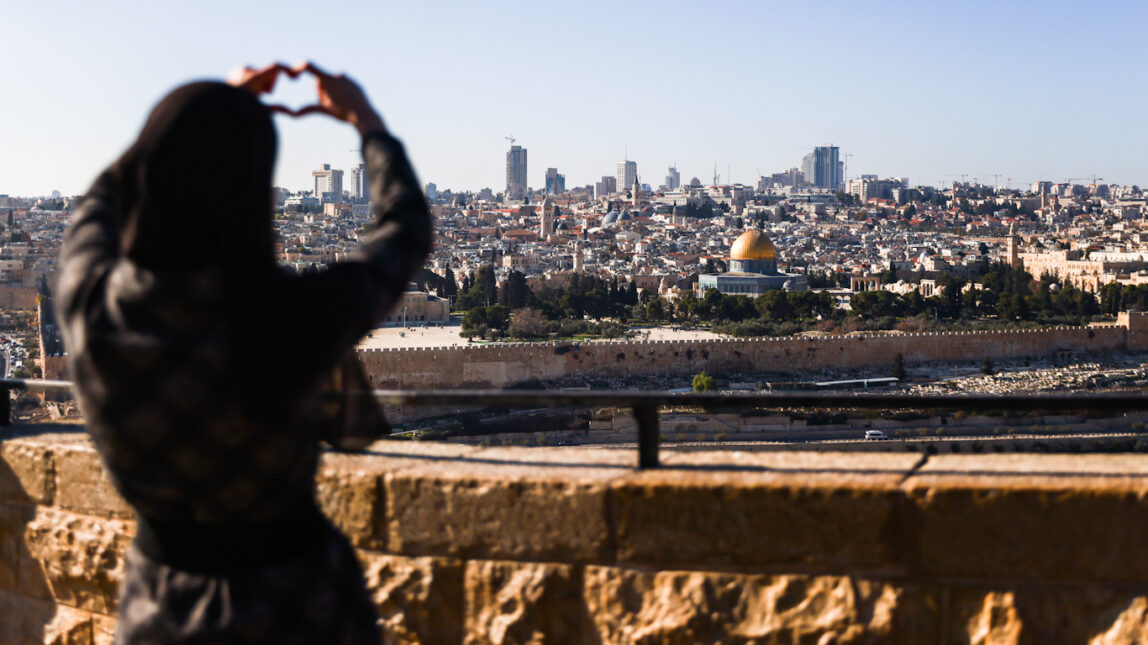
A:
[5,429,1148,642]
[359,322,1139,389]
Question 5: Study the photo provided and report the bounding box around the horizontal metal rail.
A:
[8,378,1148,468]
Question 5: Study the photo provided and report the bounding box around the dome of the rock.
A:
[729,229,777,261]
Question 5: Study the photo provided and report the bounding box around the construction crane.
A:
[987,173,1002,191]
[505,135,516,148]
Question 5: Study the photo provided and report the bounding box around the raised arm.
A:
[280,65,431,365]
[55,171,122,343]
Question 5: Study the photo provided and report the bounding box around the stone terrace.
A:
[4,427,1148,642]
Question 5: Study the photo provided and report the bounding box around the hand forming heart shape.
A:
[226,62,385,135]
[227,62,320,117]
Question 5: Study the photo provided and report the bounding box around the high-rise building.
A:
[350,163,367,201]
[545,168,565,195]
[424,182,438,201]
[665,166,681,191]
[312,164,344,203]
[801,154,815,186]
[616,160,637,196]
[595,176,617,198]
[812,146,842,190]
[506,145,528,201]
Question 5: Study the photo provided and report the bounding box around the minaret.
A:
[539,195,554,240]
[1007,223,1020,269]
[632,174,640,208]
[573,241,584,274]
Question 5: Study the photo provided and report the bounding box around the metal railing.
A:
[6,378,1148,468]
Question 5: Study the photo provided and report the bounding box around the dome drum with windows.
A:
[697,229,807,296]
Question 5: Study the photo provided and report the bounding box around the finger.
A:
[300,61,334,80]
[292,104,339,119]
[225,65,257,85]
[266,104,298,116]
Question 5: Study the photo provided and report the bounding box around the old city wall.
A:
[359,322,1141,389]
[6,433,1148,643]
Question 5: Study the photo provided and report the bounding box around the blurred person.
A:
[56,62,430,644]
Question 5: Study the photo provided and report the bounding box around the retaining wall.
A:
[5,429,1148,642]
[359,323,1141,389]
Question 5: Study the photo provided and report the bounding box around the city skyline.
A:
[3,0,1147,197]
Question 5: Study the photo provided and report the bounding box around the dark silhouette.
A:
[55,63,430,644]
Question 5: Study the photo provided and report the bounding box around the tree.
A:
[500,270,530,309]
[643,298,665,322]
[442,267,458,298]
[508,307,548,339]
[981,357,995,375]
[462,305,510,335]
[692,370,716,392]
[892,353,906,381]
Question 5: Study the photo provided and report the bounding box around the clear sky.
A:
[3,0,1146,197]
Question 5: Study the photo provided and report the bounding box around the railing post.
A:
[0,384,9,426]
[633,404,659,469]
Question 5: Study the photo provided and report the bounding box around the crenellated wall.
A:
[5,428,1148,643]
[358,319,1145,389]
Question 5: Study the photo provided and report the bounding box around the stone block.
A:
[0,437,54,504]
[359,552,463,645]
[0,502,54,601]
[906,455,1148,583]
[317,460,383,549]
[54,445,133,519]
[463,560,594,645]
[43,604,97,645]
[615,452,917,571]
[0,503,24,592]
[92,614,118,645]
[584,566,939,644]
[24,508,133,614]
[946,584,1148,644]
[386,449,623,563]
[0,589,58,645]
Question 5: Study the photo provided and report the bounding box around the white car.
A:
[864,430,888,441]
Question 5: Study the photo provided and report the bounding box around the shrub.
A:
[715,432,728,442]
[692,370,716,392]
[935,427,946,437]
[952,410,967,423]
[949,444,961,453]
[981,357,995,375]
[892,353,906,381]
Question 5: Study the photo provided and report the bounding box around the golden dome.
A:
[729,229,777,261]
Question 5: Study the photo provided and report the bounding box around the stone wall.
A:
[359,321,1142,389]
[5,429,1148,643]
